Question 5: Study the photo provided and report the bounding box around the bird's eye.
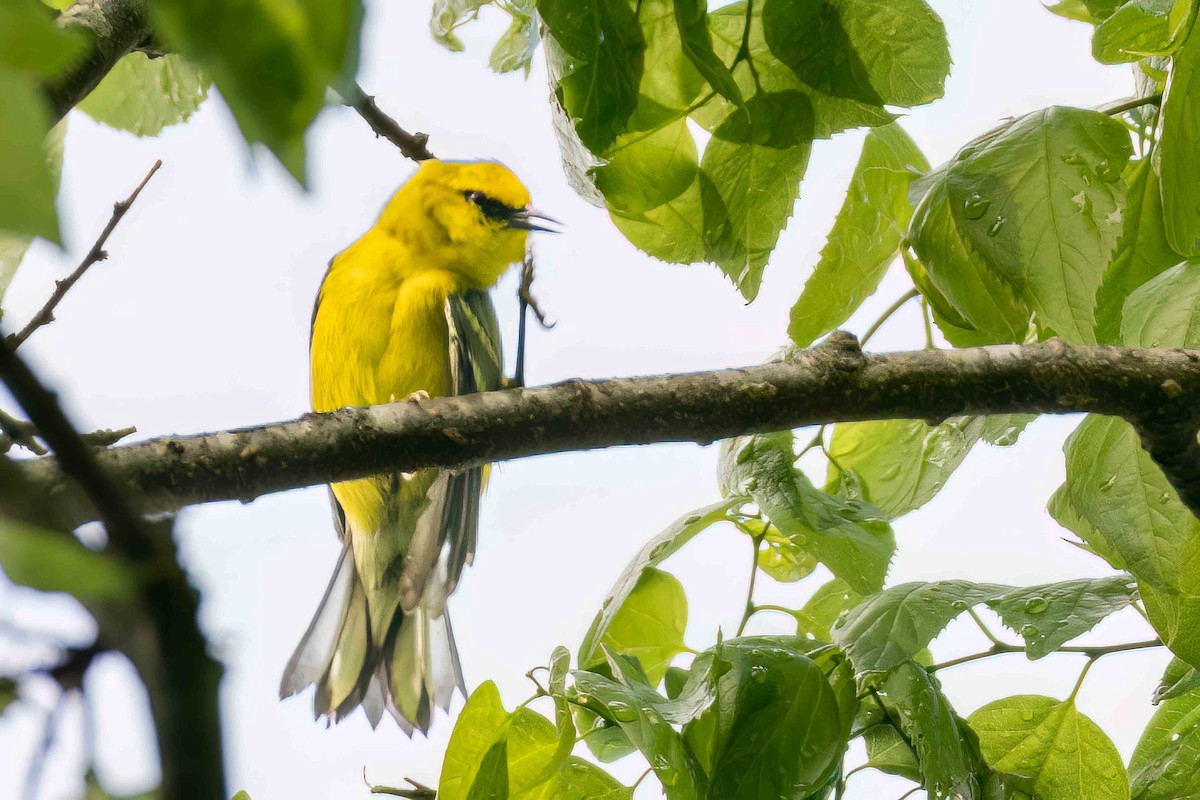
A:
[463,190,516,223]
[466,191,486,204]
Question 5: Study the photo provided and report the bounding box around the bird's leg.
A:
[388,390,430,404]
[513,251,555,389]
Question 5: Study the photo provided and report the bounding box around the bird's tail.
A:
[278,546,464,733]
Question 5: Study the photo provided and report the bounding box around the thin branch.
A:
[22,337,1200,527]
[737,530,765,636]
[344,83,436,162]
[0,409,46,454]
[859,288,920,347]
[10,160,162,349]
[928,638,1163,673]
[1101,93,1163,117]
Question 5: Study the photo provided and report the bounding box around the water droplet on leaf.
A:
[1023,596,1048,614]
[963,193,990,220]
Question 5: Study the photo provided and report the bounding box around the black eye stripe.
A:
[464,190,519,222]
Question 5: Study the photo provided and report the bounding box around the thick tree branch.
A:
[21,336,1200,525]
[44,0,153,124]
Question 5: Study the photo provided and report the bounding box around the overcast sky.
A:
[0,2,1171,798]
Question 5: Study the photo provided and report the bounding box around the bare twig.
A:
[363,769,437,799]
[10,160,161,349]
[78,425,137,448]
[344,83,437,162]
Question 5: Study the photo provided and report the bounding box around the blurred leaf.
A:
[0,517,137,600]
[1095,159,1182,343]
[760,0,950,108]
[834,581,1004,677]
[981,414,1036,447]
[431,0,491,50]
[490,7,539,74]
[0,118,66,303]
[540,0,645,153]
[1121,261,1200,347]
[1158,19,1200,254]
[1130,685,1200,799]
[151,0,363,182]
[580,567,687,686]
[908,174,1032,344]
[883,661,982,799]
[985,577,1139,659]
[945,106,1132,343]
[793,578,861,641]
[673,0,742,105]
[0,73,59,242]
[969,695,1129,800]
[79,53,209,136]
[700,90,814,300]
[683,637,848,798]
[789,123,929,347]
[1050,415,1200,666]
[0,677,16,716]
[826,416,988,519]
[0,0,86,77]
[1093,0,1194,63]
[579,498,737,672]
[721,433,895,594]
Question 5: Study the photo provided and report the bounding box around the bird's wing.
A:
[440,290,503,591]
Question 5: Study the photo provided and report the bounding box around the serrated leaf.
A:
[760,0,950,108]
[1095,159,1182,343]
[789,122,929,347]
[863,724,922,781]
[721,433,895,594]
[1158,16,1200,254]
[834,581,1005,676]
[793,578,862,641]
[79,53,209,136]
[674,0,742,105]
[985,577,1139,659]
[0,517,137,600]
[540,0,645,154]
[580,567,687,686]
[1130,685,1200,799]
[826,416,988,519]
[579,498,738,672]
[946,106,1132,343]
[700,90,814,300]
[969,695,1129,800]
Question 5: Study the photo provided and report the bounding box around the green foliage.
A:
[1129,686,1200,799]
[0,517,137,600]
[78,53,210,136]
[969,696,1129,800]
[1160,15,1200,254]
[150,0,362,182]
[579,567,687,685]
[0,117,65,303]
[986,577,1138,659]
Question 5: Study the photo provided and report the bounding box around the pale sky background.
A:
[0,2,1172,798]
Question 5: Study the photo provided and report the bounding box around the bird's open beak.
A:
[507,207,561,233]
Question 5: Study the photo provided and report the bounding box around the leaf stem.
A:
[737,530,765,636]
[928,638,1163,673]
[1067,656,1097,704]
[966,607,1005,648]
[860,288,921,348]
[1101,93,1162,117]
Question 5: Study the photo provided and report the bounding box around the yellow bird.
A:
[280,160,555,733]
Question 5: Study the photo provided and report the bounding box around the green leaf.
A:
[863,724,922,782]
[760,0,950,108]
[595,119,699,215]
[490,7,539,75]
[834,581,1004,677]
[969,695,1129,800]
[1121,261,1200,346]
[468,740,510,800]
[985,577,1139,659]
[981,414,1036,447]
[700,90,814,300]
[826,416,989,519]
[1095,159,1182,343]
[945,106,1132,343]
[683,637,848,799]
[572,658,709,798]
[1158,17,1200,254]
[1050,415,1200,665]
[907,173,1032,344]
[540,0,645,153]
[0,0,86,77]
[0,677,16,716]
[883,661,982,799]
[0,118,66,303]
[673,0,742,105]
[78,53,209,136]
[579,567,687,686]
[431,0,491,51]
[0,517,137,600]
[1093,0,1194,63]
[578,498,737,672]
[721,433,895,594]
[756,521,819,583]
[542,758,631,800]
[0,72,59,242]
[793,578,862,641]
[440,682,512,800]
[1154,657,1200,703]
[1130,685,1200,799]
[789,122,929,347]
[608,175,707,263]
[150,0,363,183]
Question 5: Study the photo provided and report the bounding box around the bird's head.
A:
[379,160,557,289]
